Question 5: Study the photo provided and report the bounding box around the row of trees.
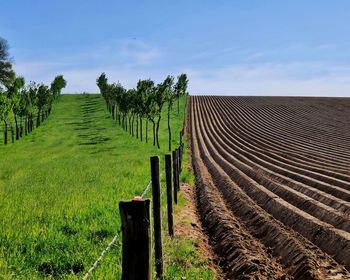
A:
[96,73,188,150]
[0,37,67,144]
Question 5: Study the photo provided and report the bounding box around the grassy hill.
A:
[0,94,216,279]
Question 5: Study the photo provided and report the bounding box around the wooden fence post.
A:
[178,145,183,174]
[165,154,174,237]
[119,199,151,280]
[172,150,178,204]
[150,156,163,279]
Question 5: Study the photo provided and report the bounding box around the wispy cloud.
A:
[11,41,350,96]
[11,38,163,92]
[118,39,161,65]
[187,62,350,96]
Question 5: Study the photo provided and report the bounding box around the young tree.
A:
[163,76,175,151]
[154,77,171,149]
[0,90,11,144]
[0,37,15,89]
[174,73,189,114]
[97,73,109,108]
[142,80,155,143]
[50,75,66,101]
[146,88,158,146]
[136,79,154,142]
[7,76,25,139]
[36,84,51,127]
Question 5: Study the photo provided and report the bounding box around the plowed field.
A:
[189,96,350,279]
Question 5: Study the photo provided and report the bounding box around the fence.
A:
[83,134,185,279]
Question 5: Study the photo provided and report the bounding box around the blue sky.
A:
[1,0,350,95]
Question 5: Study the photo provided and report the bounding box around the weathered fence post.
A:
[178,145,183,174]
[150,156,163,279]
[165,154,174,237]
[172,150,178,204]
[119,199,151,280]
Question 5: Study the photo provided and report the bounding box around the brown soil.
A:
[189,96,350,280]
[174,182,222,278]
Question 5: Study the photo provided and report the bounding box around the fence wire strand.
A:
[82,232,120,280]
[140,172,164,198]
[82,170,164,279]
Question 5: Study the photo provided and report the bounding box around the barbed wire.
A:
[82,232,120,280]
[140,172,164,198]
[141,179,152,198]
[81,171,165,279]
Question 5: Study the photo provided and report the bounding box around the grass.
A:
[0,94,216,279]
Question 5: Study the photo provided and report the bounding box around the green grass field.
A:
[0,94,216,279]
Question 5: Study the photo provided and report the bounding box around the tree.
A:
[154,78,171,149]
[0,37,63,145]
[97,72,109,108]
[174,73,189,114]
[0,37,15,89]
[136,79,154,142]
[95,73,188,149]
[7,76,25,139]
[50,75,66,101]
[36,84,51,127]
[0,90,11,144]
[163,76,175,151]
[141,80,155,143]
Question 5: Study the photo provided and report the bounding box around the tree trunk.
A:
[131,115,134,137]
[156,115,161,149]
[129,116,132,135]
[25,117,27,136]
[14,114,19,140]
[140,116,143,142]
[168,106,171,151]
[29,115,32,132]
[4,121,7,145]
[42,110,44,122]
[177,97,180,115]
[20,119,23,138]
[152,121,156,146]
[112,105,115,120]
[10,123,14,143]
[36,111,40,127]
[136,117,139,139]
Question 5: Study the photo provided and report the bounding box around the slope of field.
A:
[0,94,215,279]
[190,96,350,279]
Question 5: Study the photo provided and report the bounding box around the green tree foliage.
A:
[7,76,25,139]
[96,73,189,149]
[50,75,67,100]
[0,89,11,144]
[175,73,189,114]
[0,37,15,89]
[0,37,65,145]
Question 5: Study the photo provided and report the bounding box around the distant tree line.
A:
[96,73,188,150]
[0,37,66,144]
